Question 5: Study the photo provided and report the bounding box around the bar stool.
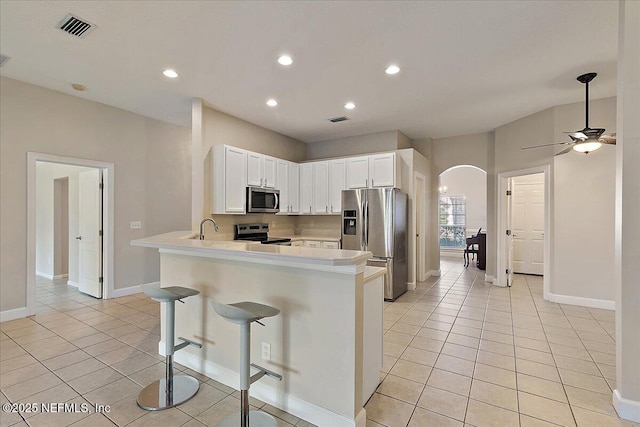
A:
[137,285,202,411]
[212,301,282,427]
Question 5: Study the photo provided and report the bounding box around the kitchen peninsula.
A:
[132,231,385,427]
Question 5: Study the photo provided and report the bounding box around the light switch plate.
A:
[130,221,142,229]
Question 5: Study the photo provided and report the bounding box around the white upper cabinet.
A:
[312,161,330,214]
[276,160,300,214]
[263,156,277,188]
[329,159,346,214]
[212,145,398,215]
[346,153,397,189]
[346,156,370,189]
[288,163,300,214]
[369,153,396,187]
[299,163,313,214]
[276,159,289,213]
[212,145,247,214]
[247,152,277,188]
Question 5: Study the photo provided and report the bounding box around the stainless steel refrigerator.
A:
[342,188,408,300]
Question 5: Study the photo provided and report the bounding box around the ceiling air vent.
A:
[0,54,10,67]
[56,13,95,38]
[328,116,350,123]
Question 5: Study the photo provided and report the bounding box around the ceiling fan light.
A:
[573,140,602,153]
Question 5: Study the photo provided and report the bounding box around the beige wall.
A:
[492,96,616,303]
[0,77,191,312]
[305,130,402,160]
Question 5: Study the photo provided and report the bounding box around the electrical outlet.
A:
[130,221,142,229]
[261,342,271,361]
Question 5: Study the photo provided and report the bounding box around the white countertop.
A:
[131,231,371,270]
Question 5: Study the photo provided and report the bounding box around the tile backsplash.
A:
[200,214,340,240]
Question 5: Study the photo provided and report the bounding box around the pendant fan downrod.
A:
[577,72,597,129]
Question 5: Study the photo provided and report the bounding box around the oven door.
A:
[246,187,280,213]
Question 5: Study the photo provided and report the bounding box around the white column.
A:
[191,98,204,230]
[614,0,640,422]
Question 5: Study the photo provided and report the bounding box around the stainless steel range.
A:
[234,223,292,246]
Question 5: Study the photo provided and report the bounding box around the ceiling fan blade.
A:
[555,146,574,156]
[600,133,617,144]
[522,141,572,150]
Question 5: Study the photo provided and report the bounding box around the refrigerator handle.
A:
[361,199,367,250]
[365,199,369,248]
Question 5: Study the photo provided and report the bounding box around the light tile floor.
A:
[366,257,638,427]
[1,261,638,427]
[1,276,314,427]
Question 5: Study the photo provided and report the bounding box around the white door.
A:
[346,157,369,189]
[415,173,426,281]
[512,174,545,275]
[78,169,103,298]
[369,153,395,187]
[329,159,346,214]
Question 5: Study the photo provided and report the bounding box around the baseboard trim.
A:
[485,274,498,285]
[53,274,68,280]
[36,271,53,280]
[163,342,365,427]
[613,389,640,422]
[67,280,79,288]
[407,282,416,290]
[428,270,441,277]
[1,307,28,322]
[110,281,157,299]
[547,292,615,310]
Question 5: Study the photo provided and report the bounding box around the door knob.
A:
[75,236,82,240]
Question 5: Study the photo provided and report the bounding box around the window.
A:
[439,195,466,248]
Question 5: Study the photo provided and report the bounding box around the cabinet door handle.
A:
[372,178,374,186]
[366,178,368,187]
[326,205,328,213]
[260,178,263,186]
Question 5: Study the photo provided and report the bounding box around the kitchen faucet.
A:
[199,218,219,240]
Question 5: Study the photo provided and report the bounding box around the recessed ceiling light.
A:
[385,65,400,75]
[266,99,278,107]
[277,55,293,66]
[163,69,178,78]
[71,83,86,91]
[344,102,356,110]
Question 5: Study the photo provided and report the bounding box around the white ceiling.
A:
[0,1,618,143]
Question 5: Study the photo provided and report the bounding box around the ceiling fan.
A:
[522,72,616,155]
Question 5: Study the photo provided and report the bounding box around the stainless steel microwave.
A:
[246,187,280,213]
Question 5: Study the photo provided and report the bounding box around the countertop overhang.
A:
[131,231,373,274]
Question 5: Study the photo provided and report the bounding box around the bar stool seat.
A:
[213,301,282,427]
[137,285,202,411]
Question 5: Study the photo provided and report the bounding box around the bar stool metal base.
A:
[137,375,200,411]
[216,410,280,427]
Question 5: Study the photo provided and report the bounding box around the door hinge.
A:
[99,182,104,190]
[99,230,103,237]
[506,190,512,196]
[506,229,511,236]
[99,276,103,283]
[506,269,511,275]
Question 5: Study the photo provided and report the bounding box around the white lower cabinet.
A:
[322,241,340,249]
[303,240,322,248]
